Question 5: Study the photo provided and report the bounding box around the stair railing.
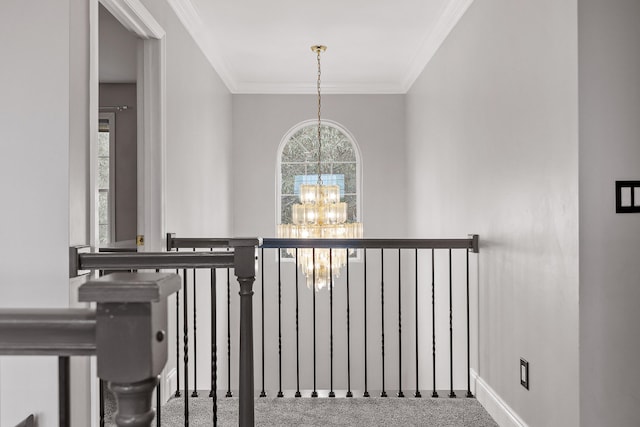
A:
[70,238,259,427]
[0,272,180,427]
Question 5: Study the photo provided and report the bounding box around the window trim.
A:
[276,119,363,231]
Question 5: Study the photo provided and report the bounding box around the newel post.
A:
[232,238,260,427]
[79,273,180,427]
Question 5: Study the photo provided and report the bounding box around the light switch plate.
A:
[616,181,640,213]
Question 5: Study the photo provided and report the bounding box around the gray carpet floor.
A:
[107,393,498,426]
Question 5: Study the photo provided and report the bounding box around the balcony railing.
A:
[162,234,479,425]
[5,234,480,426]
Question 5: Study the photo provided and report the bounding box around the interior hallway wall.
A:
[406,0,579,425]
[139,0,233,394]
[579,1,640,425]
[0,1,75,425]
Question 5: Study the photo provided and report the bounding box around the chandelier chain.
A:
[317,47,322,185]
[277,44,363,291]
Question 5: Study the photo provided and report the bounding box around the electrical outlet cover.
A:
[520,358,529,390]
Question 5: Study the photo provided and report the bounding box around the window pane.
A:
[344,195,358,221]
[280,195,298,225]
[333,163,356,194]
[98,132,110,157]
[98,191,109,225]
[281,139,308,163]
[98,158,110,189]
[334,132,356,161]
[281,163,308,195]
[99,224,110,245]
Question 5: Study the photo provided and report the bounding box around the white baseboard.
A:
[164,368,177,403]
[471,369,528,427]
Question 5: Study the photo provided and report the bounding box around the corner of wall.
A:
[471,370,528,427]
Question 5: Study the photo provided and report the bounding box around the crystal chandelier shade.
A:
[278,45,363,291]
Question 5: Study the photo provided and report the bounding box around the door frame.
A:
[89,1,167,424]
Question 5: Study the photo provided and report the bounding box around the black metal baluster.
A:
[466,248,473,398]
[432,249,438,398]
[260,248,267,398]
[295,248,301,398]
[381,248,387,398]
[312,248,318,398]
[175,261,181,398]
[155,269,162,426]
[175,247,182,398]
[449,249,456,398]
[98,269,105,425]
[156,383,161,427]
[183,268,190,425]
[346,249,353,398]
[192,253,199,398]
[415,248,422,398]
[363,248,369,398]
[99,379,105,427]
[277,251,284,398]
[59,356,70,427]
[329,249,335,398]
[210,267,218,426]
[226,268,232,398]
[398,249,404,398]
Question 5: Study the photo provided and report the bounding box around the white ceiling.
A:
[167,0,474,94]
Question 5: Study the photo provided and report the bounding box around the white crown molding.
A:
[401,0,475,92]
[234,82,405,95]
[166,0,473,94]
[471,369,528,427]
[166,0,238,92]
[100,0,165,39]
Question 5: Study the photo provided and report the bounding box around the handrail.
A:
[167,234,232,250]
[0,309,96,356]
[167,234,479,253]
[262,236,479,251]
[78,251,234,272]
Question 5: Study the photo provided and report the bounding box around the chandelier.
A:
[278,45,363,290]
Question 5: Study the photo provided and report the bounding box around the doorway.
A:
[97,4,139,247]
[91,0,166,252]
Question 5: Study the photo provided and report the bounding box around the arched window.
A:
[277,120,362,230]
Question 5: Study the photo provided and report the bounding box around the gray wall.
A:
[579,1,640,426]
[0,1,75,425]
[99,83,138,242]
[406,0,579,425]
[0,0,233,423]
[232,95,406,238]
[139,0,233,392]
[99,4,137,83]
